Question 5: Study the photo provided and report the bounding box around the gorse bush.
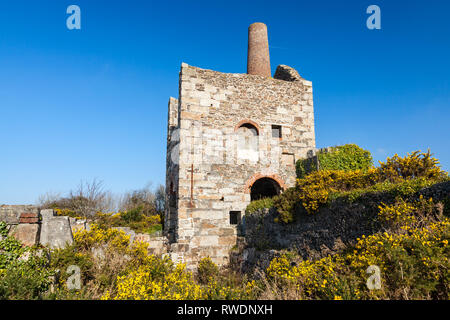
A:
[50,224,173,299]
[50,246,94,285]
[102,258,256,300]
[271,150,448,221]
[103,262,204,300]
[95,209,162,235]
[54,208,82,219]
[296,169,380,214]
[197,257,219,284]
[377,195,439,229]
[377,195,445,232]
[379,150,444,182]
[73,224,130,252]
[296,144,373,178]
[273,168,380,221]
[378,199,418,227]
[329,176,447,204]
[266,198,450,300]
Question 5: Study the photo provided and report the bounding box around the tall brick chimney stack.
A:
[247,22,271,77]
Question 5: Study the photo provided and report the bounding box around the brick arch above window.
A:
[234,119,261,135]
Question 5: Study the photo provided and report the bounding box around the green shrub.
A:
[245,198,274,215]
[330,176,449,204]
[144,224,162,235]
[296,156,318,179]
[296,144,373,178]
[197,257,219,284]
[379,150,445,182]
[49,245,94,286]
[273,187,301,224]
[95,209,162,234]
[120,206,143,223]
[266,216,450,300]
[292,169,380,215]
[0,222,27,269]
[277,150,448,222]
[0,263,53,300]
[0,222,54,300]
[318,144,373,172]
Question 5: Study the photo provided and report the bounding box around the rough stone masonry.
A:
[164,22,316,268]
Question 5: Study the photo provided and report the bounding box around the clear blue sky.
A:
[0,0,449,204]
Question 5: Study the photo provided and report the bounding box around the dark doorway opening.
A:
[250,177,281,201]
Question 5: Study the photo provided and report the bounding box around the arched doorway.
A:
[250,177,281,201]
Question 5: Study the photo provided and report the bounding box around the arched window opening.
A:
[238,123,259,136]
[250,177,281,201]
[237,122,259,161]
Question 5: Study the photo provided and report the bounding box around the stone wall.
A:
[39,209,74,248]
[1,206,77,248]
[0,205,38,225]
[165,63,316,269]
[165,97,180,243]
[236,181,450,273]
[1,205,41,246]
[1,206,167,254]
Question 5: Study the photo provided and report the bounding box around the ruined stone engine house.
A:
[165,23,316,266]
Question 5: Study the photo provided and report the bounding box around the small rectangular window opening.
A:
[229,211,241,225]
[272,125,282,139]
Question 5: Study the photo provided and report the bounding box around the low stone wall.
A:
[237,181,450,272]
[1,205,41,247]
[0,205,38,224]
[40,209,74,249]
[0,206,168,254]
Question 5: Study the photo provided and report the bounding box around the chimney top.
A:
[247,23,271,77]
